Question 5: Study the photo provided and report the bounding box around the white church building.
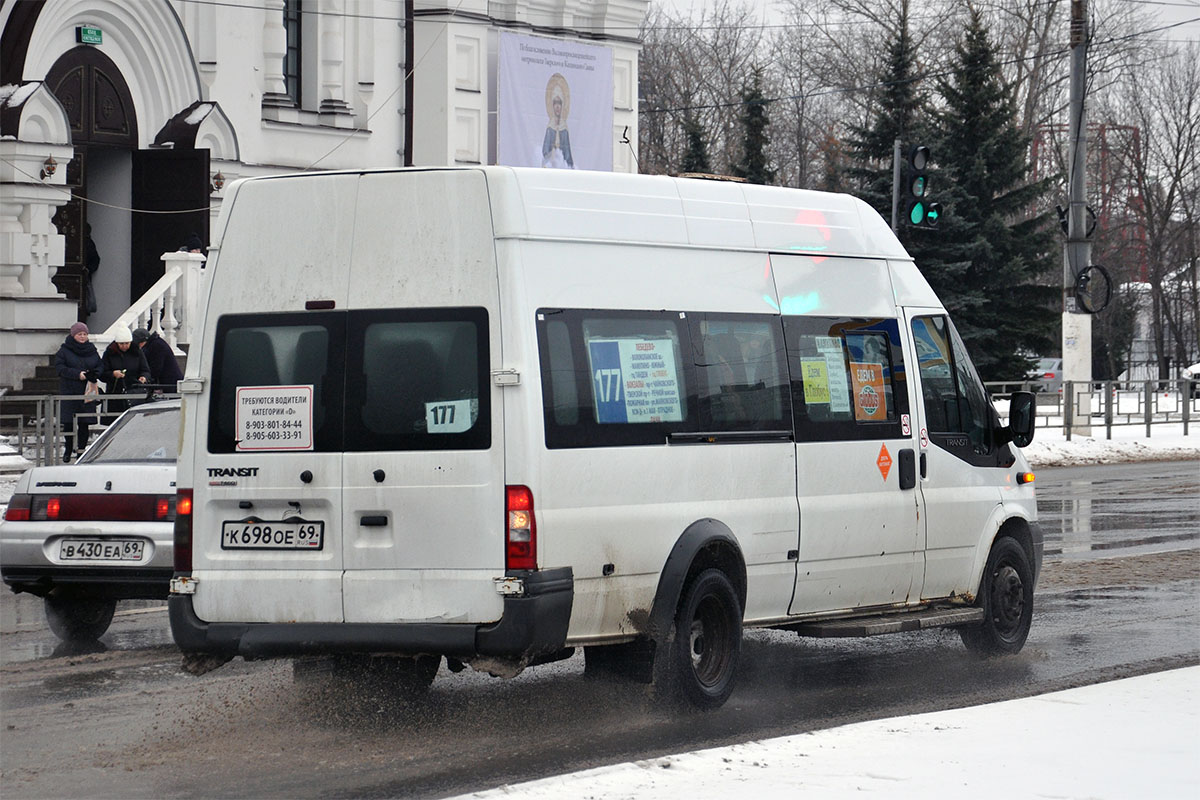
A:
[0,0,647,388]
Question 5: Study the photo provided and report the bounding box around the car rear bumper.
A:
[169,566,574,663]
[2,566,173,599]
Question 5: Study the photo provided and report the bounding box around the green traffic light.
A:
[909,201,926,225]
[926,202,942,227]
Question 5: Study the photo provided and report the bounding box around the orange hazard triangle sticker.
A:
[877,443,892,481]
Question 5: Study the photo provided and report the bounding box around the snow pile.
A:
[1022,423,1200,467]
[454,667,1200,800]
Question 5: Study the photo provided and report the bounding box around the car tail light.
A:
[155,495,176,520]
[174,488,193,573]
[505,485,537,571]
[1043,372,1056,379]
[4,494,31,521]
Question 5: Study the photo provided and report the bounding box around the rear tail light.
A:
[14,494,176,521]
[505,485,537,571]
[4,494,31,521]
[155,495,176,520]
[174,488,194,573]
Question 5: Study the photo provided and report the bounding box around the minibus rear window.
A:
[208,312,345,453]
[344,308,490,451]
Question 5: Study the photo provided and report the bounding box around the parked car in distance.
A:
[1184,362,1200,398]
[1027,357,1063,393]
[1,399,180,642]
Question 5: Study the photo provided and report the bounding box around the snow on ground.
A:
[1022,422,1200,467]
[453,668,1200,800]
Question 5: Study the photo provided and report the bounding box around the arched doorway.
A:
[45,45,137,324]
[44,45,210,328]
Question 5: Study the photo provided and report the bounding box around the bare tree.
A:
[1102,42,1200,378]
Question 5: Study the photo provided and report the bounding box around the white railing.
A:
[97,252,206,351]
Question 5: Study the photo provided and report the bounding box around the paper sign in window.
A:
[587,338,683,424]
[801,359,831,405]
[816,336,851,412]
[235,385,314,451]
[849,362,887,422]
[425,399,473,433]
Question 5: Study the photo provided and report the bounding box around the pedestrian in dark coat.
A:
[101,327,151,414]
[132,328,183,389]
[54,321,103,461]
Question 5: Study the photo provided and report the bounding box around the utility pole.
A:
[1064,0,1092,435]
[891,138,902,232]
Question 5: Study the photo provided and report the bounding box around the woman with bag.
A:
[101,326,150,413]
[54,322,103,462]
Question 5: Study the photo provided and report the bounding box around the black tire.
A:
[663,568,742,711]
[43,595,116,642]
[960,536,1034,656]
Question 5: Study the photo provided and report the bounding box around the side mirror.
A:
[1006,391,1036,448]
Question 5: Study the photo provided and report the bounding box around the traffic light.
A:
[906,145,941,228]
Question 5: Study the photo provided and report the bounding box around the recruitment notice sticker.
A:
[235,385,314,451]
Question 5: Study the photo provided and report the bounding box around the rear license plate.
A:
[221,520,324,550]
[59,539,145,562]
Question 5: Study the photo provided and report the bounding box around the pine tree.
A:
[680,112,711,174]
[731,67,775,185]
[931,9,1058,380]
[842,11,927,220]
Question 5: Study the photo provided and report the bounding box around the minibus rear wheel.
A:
[44,594,116,642]
[668,568,742,710]
[960,536,1034,656]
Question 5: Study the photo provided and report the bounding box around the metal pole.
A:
[1063,0,1092,436]
[891,138,902,232]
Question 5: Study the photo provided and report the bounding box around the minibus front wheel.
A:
[961,536,1034,656]
[666,568,742,710]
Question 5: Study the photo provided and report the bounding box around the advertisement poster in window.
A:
[498,32,614,171]
[849,362,887,422]
[586,338,683,423]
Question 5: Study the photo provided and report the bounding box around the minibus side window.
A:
[536,309,695,448]
[783,316,909,442]
[208,312,344,453]
[911,315,996,459]
[690,314,791,431]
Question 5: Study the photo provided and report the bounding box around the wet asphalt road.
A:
[1,460,1197,798]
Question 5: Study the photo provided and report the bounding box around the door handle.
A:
[359,515,388,527]
[898,448,916,490]
[920,452,927,479]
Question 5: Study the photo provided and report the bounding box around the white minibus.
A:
[169,167,1040,709]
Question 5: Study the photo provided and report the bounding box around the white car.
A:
[1,400,180,642]
[1183,363,1200,398]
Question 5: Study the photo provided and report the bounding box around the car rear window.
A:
[83,405,181,463]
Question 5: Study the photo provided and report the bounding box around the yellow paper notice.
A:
[801,359,831,404]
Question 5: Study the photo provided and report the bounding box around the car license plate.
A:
[59,539,145,561]
[221,520,324,550]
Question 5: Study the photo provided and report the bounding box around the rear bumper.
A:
[169,567,573,663]
[2,566,172,599]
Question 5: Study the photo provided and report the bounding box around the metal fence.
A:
[1,390,180,467]
[985,378,1198,440]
